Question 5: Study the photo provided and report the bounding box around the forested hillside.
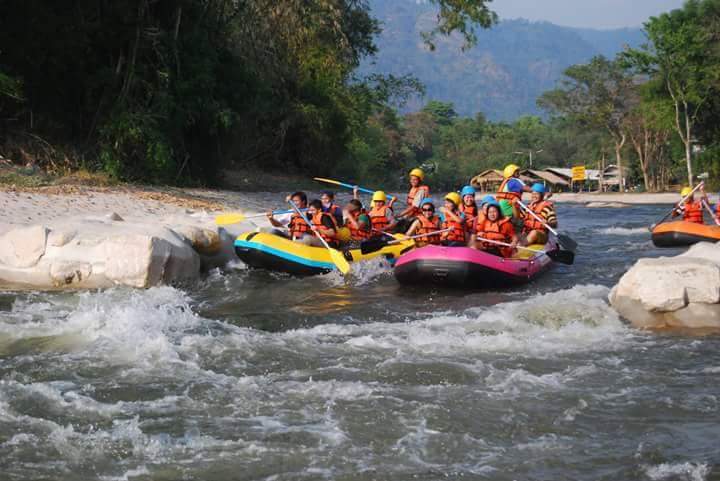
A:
[362,0,644,120]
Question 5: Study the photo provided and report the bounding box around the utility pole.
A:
[514,149,543,168]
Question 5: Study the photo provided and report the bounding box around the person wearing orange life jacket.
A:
[672,186,706,224]
[406,199,442,247]
[267,191,310,240]
[469,200,518,257]
[439,192,467,246]
[320,191,345,226]
[368,191,397,237]
[343,199,371,245]
[521,183,557,245]
[391,168,430,232]
[459,185,478,231]
[496,164,531,204]
[301,199,340,247]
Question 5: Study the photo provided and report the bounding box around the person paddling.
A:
[406,199,442,247]
[343,198,371,247]
[673,186,706,224]
[469,201,518,257]
[392,168,430,232]
[496,164,531,204]
[439,192,466,246]
[267,191,310,240]
[368,191,397,237]
[521,183,557,245]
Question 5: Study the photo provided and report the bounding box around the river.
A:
[1,202,718,480]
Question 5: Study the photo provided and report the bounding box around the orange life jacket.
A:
[346,210,370,241]
[441,212,466,243]
[369,205,392,233]
[476,217,515,257]
[312,211,339,245]
[289,213,311,239]
[406,185,430,216]
[683,200,704,224]
[416,214,441,245]
[496,177,522,202]
[523,200,554,232]
[460,203,478,227]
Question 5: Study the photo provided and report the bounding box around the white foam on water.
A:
[643,462,710,481]
[598,226,648,235]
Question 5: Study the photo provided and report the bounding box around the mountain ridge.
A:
[361,1,645,120]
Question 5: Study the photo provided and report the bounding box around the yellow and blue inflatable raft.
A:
[234,232,415,276]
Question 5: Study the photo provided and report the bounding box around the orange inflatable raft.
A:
[651,221,720,247]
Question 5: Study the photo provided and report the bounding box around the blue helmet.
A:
[531,183,546,194]
[421,198,435,207]
[481,194,496,205]
[485,199,500,209]
[461,185,476,197]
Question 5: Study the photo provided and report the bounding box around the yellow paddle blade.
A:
[313,177,342,186]
[329,248,351,275]
[214,212,246,225]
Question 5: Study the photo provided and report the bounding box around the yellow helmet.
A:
[409,168,425,181]
[336,227,351,242]
[503,164,520,178]
[372,191,387,202]
[681,187,693,197]
[444,192,461,206]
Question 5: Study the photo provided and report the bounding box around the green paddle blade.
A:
[329,248,351,275]
[360,238,388,255]
[215,212,246,225]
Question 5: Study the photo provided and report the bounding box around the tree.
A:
[538,56,637,190]
[624,96,673,191]
[622,0,720,185]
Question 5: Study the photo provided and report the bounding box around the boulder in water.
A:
[610,242,720,329]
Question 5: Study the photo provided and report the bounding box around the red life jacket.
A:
[476,217,514,257]
[523,200,554,232]
[369,205,392,233]
[406,185,430,216]
[496,177,522,202]
[311,211,339,245]
[416,214,441,245]
[441,212,466,243]
[684,200,704,224]
[346,210,370,241]
[289,213,311,239]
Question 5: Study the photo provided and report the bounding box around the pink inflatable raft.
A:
[393,244,557,288]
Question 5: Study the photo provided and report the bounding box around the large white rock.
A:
[0,212,236,289]
[610,241,720,329]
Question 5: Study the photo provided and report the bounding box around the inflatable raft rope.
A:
[651,221,720,248]
[234,231,415,276]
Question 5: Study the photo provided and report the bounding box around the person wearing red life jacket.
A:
[439,192,466,246]
[672,186,705,224]
[406,199,442,247]
[320,191,345,226]
[521,183,557,245]
[469,200,518,257]
[392,168,430,232]
[368,191,397,237]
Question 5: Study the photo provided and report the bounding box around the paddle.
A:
[476,236,575,265]
[516,200,577,252]
[313,177,396,202]
[215,208,306,226]
[701,199,720,226]
[649,181,704,231]
[287,201,350,275]
[360,228,452,255]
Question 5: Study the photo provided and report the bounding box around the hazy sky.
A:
[493,0,686,29]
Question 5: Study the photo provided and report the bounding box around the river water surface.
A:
[1,203,719,480]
